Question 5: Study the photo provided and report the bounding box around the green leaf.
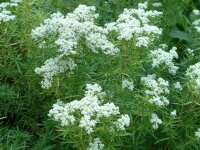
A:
[169,30,191,41]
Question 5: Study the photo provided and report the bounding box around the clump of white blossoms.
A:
[0,0,22,23]
[186,62,200,90]
[122,79,134,91]
[150,45,179,75]
[192,10,200,33]
[187,48,194,56]
[150,113,162,130]
[173,82,183,91]
[87,138,104,150]
[105,2,163,47]
[170,110,177,117]
[195,128,200,140]
[35,56,77,89]
[152,2,162,7]
[48,83,130,134]
[114,114,130,130]
[32,5,119,89]
[141,74,170,106]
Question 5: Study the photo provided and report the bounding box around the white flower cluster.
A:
[32,5,119,89]
[114,114,130,131]
[141,74,170,106]
[35,56,77,89]
[186,62,200,90]
[48,83,130,134]
[0,0,22,23]
[187,48,194,56]
[150,45,179,75]
[105,2,163,47]
[87,138,104,150]
[195,128,200,140]
[192,10,200,33]
[173,82,183,91]
[152,2,162,7]
[150,113,162,130]
[170,110,177,117]
[122,79,134,91]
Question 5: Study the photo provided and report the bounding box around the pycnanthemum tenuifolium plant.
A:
[152,2,162,8]
[192,9,200,33]
[87,138,104,150]
[3,0,200,149]
[122,78,134,91]
[48,83,130,149]
[150,44,179,75]
[150,113,162,130]
[187,48,194,56]
[141,74,170,107]
[0,0,22,23]
[32,5,119,89]
[170,110,177,117]
[173,82,183,91]
[34,56,77,89]
[105,1,163,47]
[186,62,200,91]
[195,128,200,140]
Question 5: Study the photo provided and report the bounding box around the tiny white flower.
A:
[114,114,130,130]
[192,10,200,33]
[174,82,183,91]
[87,138,104,150]
[193,10,200,15]
[152,2,162,7]
[170,110,177,117]
[122,79,134,91]
[150,113,162,130]
[141,74,170,107]
[187,48,194,56]
[186,62,200,90]
[195,128,200,140]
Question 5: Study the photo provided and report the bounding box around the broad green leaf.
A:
[169,30,191,41]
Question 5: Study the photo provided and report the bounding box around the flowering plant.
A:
[2,0,200,149]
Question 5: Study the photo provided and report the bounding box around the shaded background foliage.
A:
[1,0,200,149]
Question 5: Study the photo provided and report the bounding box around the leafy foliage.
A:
[1,0,200,149]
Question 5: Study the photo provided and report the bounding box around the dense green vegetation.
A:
[1,0,200,149]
